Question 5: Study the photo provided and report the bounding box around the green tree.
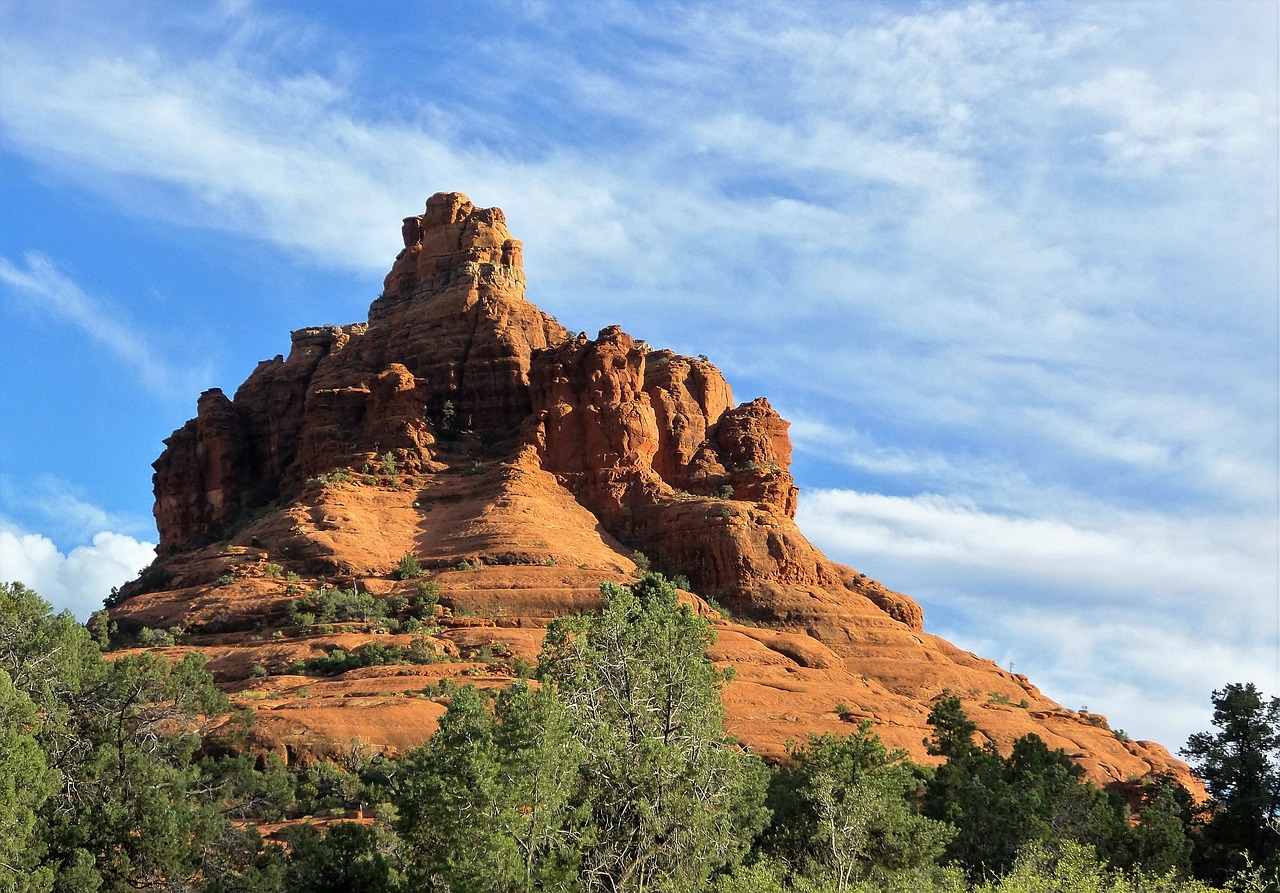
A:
[282,822,396,893]
[762,726,955,890]
[396,683,585,892]
[923,696,1131,879]
[0,581,248,892]
[539,573,770,893]
[1182,683,1280,884]
[980,839,1220,893]
[0,669,60,893]
[1110,780,1196,878]
[40,649,230,892]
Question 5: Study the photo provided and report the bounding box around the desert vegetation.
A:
[0,578,1275,892]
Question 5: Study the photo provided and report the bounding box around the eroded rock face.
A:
[133,193,1201,796]
[153,194,567,551]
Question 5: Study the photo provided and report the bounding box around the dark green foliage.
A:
[397,573,771,893]
[0,580,235,892]
[436,399,459,440]
[200,753,295,822]
[87,609,114,649]
[286,586,387,626]
[198,826,287,893]
[984,839,1219,893]
[540,573,771,891]
[922,696,1188,881]
[412,580,440,616]
[281,822,396,893]
[136,625,183,646]
[628,550,650,575]
[292,761,365,816]
[303,638,442,676]
[1115,780,1197,877]
[1182,683,1280,884]
[6,578,1267,892]
[0,668,59,892]
[924,697,1095,876]
[396,683,586,892]
[394,553,425,580]
[761,725,955,888]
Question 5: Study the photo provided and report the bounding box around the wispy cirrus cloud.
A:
[1058,66,1268,172]
[0,252,205,396]
[0,475,153,546]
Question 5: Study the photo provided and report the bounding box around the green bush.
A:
[287,587,387,626]
[305,638,445,676]
[630,550,651,576]
[380,452,398,476]
[412,581,440,616]
[307,469,350,487]
[136,626,176,647]
[395,552,426,580]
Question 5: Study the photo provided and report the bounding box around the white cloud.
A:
[0,525,155,620]
[800,488,1276,616]
[0,252,205,395]
[797,487,1280,745]
[0,40,431,272]
[934,603,1278,749]
[0,475,154,545]
[0,0,1274,754]
[1057,66,1268,172]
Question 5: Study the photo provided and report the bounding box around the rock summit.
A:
[115,193,1196,795]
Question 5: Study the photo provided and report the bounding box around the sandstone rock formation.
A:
[116,193,1199,797]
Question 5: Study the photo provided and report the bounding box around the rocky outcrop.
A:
[127,193,1200,796]
[153,194,567,551]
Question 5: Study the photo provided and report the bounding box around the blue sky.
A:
[0,0,1275,752]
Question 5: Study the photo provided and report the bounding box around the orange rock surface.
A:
[116,193,1199,797]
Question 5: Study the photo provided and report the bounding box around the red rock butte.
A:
[114,192,1198,797]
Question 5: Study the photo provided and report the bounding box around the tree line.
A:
[0,577,1276,892]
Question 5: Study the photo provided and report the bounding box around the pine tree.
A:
[1182,682,1280,883]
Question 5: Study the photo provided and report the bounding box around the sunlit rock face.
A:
[135,193,1200,798]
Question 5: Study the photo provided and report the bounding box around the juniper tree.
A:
[539,573,770,893]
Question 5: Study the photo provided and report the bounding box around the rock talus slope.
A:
[117,193,1197,794]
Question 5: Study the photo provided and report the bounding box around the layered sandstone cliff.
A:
[116,193,1197,796]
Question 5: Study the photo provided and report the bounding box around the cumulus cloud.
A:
[0,525,156,620]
